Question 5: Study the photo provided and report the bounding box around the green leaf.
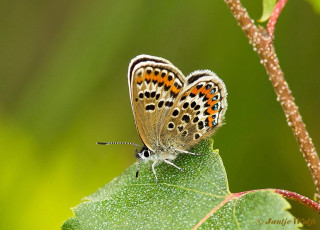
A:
[62,139,297,229]
[305,0,320,14]
[259,0,277,22]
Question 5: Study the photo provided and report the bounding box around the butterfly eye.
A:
[143,150,150,158]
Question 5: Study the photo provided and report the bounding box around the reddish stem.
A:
[274,189,320,213]
[238,189,320,213]
[267,0,288,39]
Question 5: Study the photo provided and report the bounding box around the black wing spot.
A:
[172,109,179,117]
[145,91,150,98]
[198,121,204,130]
[194,133,200,139]
[203,110,210,116]
[158,100,164,108]
[182,114,190,123]
[204,118,209,127]
[168,122,174,130]
[202,96,209,102]
[180,96,186,101]
[145,104,155,111]
[174,81,182,89]
[139,92,143,99]
[177,125,183,132]
[170,91,178,98]
[191,101,196,108]
[204,102,210,107]
[156,93,160,100]
[183,102,189,109]
[151,91,156,98]
[193,117,199,123]
[182,130,188,137]
[194,105,200,110]
[165,101,173,108]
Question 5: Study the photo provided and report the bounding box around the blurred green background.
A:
[1,0,320,229]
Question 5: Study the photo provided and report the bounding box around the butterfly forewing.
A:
[160,70,227,150]
[128,55,186,151]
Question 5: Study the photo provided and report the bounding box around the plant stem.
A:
[274,189,320,213]
[243,189,320,213]
[193,188,320,228]
[267,0,288,39]
[223,0,320,198]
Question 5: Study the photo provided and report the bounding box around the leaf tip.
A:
[258,0,276,22]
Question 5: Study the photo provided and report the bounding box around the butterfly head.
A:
[135,146,153,161]
[135,146,157,179]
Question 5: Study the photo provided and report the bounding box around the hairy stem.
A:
[223,0,320,198]
[274,189,320,213]
[244,189,320,213]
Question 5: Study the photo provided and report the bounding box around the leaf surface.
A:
[62,139,297,229]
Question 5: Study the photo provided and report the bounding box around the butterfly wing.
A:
[128,55,186,151]
[159,70,228,150]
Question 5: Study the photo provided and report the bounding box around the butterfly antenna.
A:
[96,141,143,148]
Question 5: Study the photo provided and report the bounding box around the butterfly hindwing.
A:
[128,55,186,151]
[160,70,227,150]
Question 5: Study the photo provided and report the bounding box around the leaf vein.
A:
[127,183,225,198]
[197,168,229,196]
[233,198,241,230]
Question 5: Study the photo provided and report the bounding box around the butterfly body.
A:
[127,55,228,181]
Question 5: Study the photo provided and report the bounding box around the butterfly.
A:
[98,55,227,183]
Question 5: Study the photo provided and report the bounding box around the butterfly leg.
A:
[135,159,141,179]
[163,159,184,172]
[174,148,202,156]
[151,161,159,184]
